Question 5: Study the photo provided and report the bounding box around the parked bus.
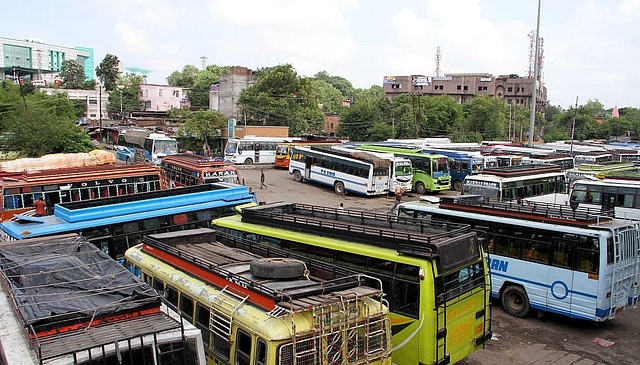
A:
[273,140,343,168]
[116,129,179,164]
[160,153,239,187]
[213,202,492,365]
[574,153,614,166]
[289,146,392,195]
[357,145,452,194]
[0,163,164,222]
[125,228,393,365]
[568,178,640,220]
[422,148,484,191]
[0,183,256,261]
[565,163,639,184]
[0,234,206,365]
[462,164,567,202]
[397,195,640,321]
[521,154,575,171]
[224,136,302,165]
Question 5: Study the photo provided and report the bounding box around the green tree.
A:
[366,122,394,141]
[313,71,354,99]
[189,65,230,108]
[176,109,227,155]
[338,102,382,141]
[465,95,508,140]
[166,65,200,87]
[95,54,120,92]
[107,74,144,114]
[308,78,343,113]
[420,95,463,136]
[59,60,86,89]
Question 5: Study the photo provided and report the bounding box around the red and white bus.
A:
[160,153,240,187]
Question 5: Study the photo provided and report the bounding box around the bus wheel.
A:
[244,158,254,165]
[334,181,345,195]
[125,156,131,164]
[501,285,530,318]
[453,180,463,192]
[293,170,303,182]
[250,258,306,279]
[415,182,426,194]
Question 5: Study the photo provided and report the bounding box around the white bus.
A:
[397,195,640,322]
[289,146,392,195]
[223,136,302,165]
[521,154,575,171]
[462,164,568,202]
[574,153,614,166]
[568,178,640,220]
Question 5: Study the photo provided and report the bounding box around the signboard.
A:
[412,76,431,86]
[228,118,236,138]
[383,76,397,84]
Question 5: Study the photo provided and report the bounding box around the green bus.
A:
[213,202,492,365]
[357,145,451,193]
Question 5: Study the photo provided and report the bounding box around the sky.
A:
[2,0,638,110]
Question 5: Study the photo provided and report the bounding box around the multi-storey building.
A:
[382,73,547,112]
[210,66,256,120]
[0,37,94,85]
[139,84,189,112]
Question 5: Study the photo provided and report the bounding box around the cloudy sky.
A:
[2,0,637,109]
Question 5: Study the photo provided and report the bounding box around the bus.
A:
[462,164,567,202]
[213,202,492,365]
[116,128,179,164]
[574,153,614,166]
[521,154,575,171]
[0,163,164,222]
[568,178,640,220]
[289,146,392,195]
[0,234,206,365]
[161,153,240,187]
[273,140,343,169]
[125,228,393,365]
[357,145,452,194]
[397,195,640,322]
[422,148,484,191]
[0,183,256,261]
[224,136,302,165]
[565,163,639,184]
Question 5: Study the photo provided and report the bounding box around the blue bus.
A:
[0,183,256,261]
[422,148,484,191]
[116,129,179,164]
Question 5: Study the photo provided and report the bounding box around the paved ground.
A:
[238,166,640,365]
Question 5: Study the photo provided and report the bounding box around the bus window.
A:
[165,285,179,307]
[195,304,212,348]
[235,329,252,365]
[180,294,194,322]
[255,339,267,365]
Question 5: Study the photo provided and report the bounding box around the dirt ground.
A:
[238,166,640,365]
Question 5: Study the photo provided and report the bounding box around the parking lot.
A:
[238,166,639,365]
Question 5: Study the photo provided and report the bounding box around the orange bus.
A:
[0,163,164,221]
[160,153,240,187]
[273,140,343,168]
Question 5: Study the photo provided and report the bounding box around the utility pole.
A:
[569,96,578,155]
[98,84,102,142]
[528,0,542,147]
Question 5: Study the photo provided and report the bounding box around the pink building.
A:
[139,84,189,111]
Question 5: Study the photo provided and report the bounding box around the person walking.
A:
[260,169,268,189]
[33,196,47,217]
[390,181,405,214]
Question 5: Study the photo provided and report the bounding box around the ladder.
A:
[608,226,640,319]
[209,286,249,340]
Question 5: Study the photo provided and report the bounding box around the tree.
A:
[60,60,86,89]
[189,65,230,108]
[175,109,227,155]
[95,54,120,92]
[166,65,200,87]
[107,74,143,114]
[464,95,508,140]
[338,102,382,141]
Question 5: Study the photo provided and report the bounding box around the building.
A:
[139,84,189,111]
[382,73,548,113]
[40,85,107,122]
[0,36,94,85]
[210,66,256,120]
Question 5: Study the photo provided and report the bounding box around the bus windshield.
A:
[154,139,178,154]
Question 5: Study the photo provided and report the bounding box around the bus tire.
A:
[293,170,303,182]
[334,181,345,195]
[415,182,426,194]
[501,285,530,318]
[453,179,463,192]
[250,258,305,279]
[244,158,254,165]
[125,156,131,164]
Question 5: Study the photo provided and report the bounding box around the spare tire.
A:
[250,258,306,279]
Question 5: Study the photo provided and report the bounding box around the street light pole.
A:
[98,84,102,142]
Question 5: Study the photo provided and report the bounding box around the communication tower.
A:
[434,46,442,78]
[200,56,208,70]
[527,31,544,82]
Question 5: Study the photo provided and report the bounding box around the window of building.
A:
[463,86,468,90]
[507,87,513,92]
[507,99,513,104]
[478,86,482,91]
[391,84,401,89]
[483,86,487,91]
[457,85,461,90]
[159,90,163,97]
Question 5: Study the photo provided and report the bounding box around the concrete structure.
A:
[40,85,107,122]
[382,73,547,113]
[210,66,256,120]
[139,84,189,111]
[0,36,94,85]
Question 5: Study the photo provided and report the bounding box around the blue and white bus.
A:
[397,195,640,322]
[422,148,484,191]
[0,183,256,261]
[116,129,179,164]
[289,146,392,195]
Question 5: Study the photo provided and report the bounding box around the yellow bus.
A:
[273,140,343,168]
[125,228,392,365]
[213,203,492,365]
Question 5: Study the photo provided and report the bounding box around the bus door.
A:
[547,238,575,314]
[304,156,313,179]
[254,142,260,163]
[602,192,616,213]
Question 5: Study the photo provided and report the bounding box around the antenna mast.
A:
[434,46,442,78]
[200,56,208,70]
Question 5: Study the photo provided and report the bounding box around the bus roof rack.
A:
[240,202,480,271]
[439,195,614,227]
